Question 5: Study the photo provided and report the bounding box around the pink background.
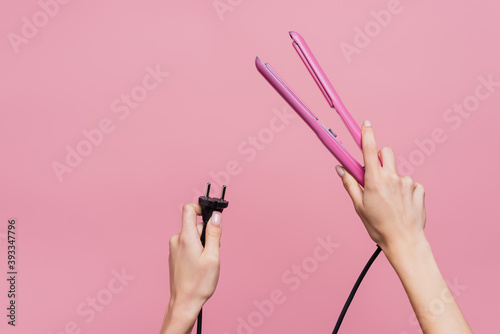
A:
[1,0,499,333]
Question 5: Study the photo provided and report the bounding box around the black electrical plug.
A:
[198,182,229,247]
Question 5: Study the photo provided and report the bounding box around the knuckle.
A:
[380,146,393,156]
[353,202,363,214]
[179,233,191,247]
[401,176,413,186]
[363,180,376,192]
[364,175,381,192]
[206,229,220,240]
[414,182,425,192]
[364,142,378,152]
[342,179,351,191]
[387,171,400,182]
[344,178,361,193]
[169,235,179,248]
[182,203,195,216]
[204,253,220,267]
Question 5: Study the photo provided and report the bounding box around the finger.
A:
[401,176,414,205]
[204,211,222,257]
[181,203,202,238]
[198,222,222,247]
[361,121,381,180]
[413,182,425,208]
[378,147,398,174]
[336,165,363,211]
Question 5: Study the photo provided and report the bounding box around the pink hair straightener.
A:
[256,33,383,333]
[255,31,365,186]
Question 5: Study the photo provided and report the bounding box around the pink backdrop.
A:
[1,0,499,333]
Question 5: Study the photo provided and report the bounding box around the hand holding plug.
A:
[162,185,229,334]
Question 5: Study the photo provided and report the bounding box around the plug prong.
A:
[205,182,211,199]
[221,185,226,201]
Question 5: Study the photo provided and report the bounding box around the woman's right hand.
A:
[335,120,472,334]
[335,120,427,257]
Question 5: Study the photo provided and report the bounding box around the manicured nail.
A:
[211,211,222,226]
[335,165,344,178]
[364,120,371,127]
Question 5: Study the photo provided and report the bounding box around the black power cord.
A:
[197,182,229,334]
[332,245,382,334]
[194,181,378,334]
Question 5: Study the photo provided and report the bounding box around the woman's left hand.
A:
[160,203,223,334]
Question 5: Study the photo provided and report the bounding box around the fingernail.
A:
[211,211,222,226]
[335,165,344,178]
[364,120,371,127]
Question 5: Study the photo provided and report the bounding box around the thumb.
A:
[336,165,363,210]
[204,211,222,256]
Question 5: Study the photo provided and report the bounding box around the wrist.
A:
[384,237,442,293]
[160,297,203,334]
[382,233,432,270]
